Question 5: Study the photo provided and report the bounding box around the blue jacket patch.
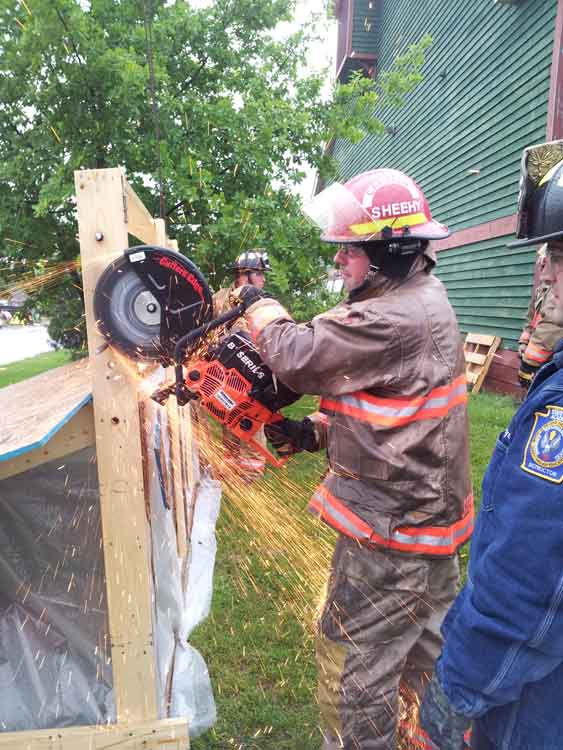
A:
[521,404,563,483]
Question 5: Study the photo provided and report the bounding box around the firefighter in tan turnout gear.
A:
[518,245,563,388]
[231,169,473,749]
[516,143,563,389]
[212,250,271,482]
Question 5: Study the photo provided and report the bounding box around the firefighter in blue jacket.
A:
[420,141,563,750]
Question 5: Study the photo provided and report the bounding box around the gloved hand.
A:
[518,359,537,389]
[419,672,470,750]
[265,417,319,458]
[229,284,271,311]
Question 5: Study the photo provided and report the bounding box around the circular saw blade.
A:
[94,247,213,362]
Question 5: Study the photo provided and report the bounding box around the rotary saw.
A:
[94,245,298,467]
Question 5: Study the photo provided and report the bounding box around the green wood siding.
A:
[435,238,536,350]
[331,0,556,354]
[333,0,556,233]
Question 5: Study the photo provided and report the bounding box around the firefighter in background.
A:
[213,250,270,316]
[518,244,549,359]
[212,250,271,481]
[517,244,563,388]
[230,169,473,750]
[420,142,563,750]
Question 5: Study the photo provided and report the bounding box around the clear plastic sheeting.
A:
[0,391,220,737]
[170,477,221,735]
[0,448,115,731]
[145,394,219,737]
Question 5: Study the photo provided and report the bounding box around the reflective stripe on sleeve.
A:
[320,374,467,428]
[309,484,474,555]
[524,341,552,364]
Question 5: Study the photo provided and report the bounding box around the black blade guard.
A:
[94,245,213,363]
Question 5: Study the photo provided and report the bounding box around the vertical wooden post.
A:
[74,168,158,723]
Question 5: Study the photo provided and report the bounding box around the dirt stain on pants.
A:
[316,536,459,750]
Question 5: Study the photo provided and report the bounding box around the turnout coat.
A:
[245,259,473,557]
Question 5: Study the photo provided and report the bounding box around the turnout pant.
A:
[316,536,459,750]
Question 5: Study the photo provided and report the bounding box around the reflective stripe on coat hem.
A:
[309,484,474,556]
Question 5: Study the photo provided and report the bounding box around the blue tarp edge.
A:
[0,393,93,463]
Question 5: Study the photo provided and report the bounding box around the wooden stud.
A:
[154,218,167,247]
[74,168,158,723]
[167,397,188,558]
[0,718,189,750]
[123,180,158,245]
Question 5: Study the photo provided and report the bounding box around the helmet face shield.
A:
[510,140,563,248]
[303,183,379,243]
[304,169,449,244]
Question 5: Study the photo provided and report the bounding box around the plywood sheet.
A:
[0,358,91,462]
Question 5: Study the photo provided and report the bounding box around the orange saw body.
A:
[183,354,286,468]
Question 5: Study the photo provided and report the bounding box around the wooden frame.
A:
[464,332,502,394]
[1,168,195,747]
[0,719,188,750]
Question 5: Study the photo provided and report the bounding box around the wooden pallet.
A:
[464,332,502,394]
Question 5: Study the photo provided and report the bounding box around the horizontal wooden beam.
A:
[433,214,517,252]
[0,719,188,750]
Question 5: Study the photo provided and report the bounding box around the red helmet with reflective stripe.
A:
[309,169,450,244]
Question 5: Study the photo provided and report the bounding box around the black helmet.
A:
[229,250,271,273]
[509,140,563,248]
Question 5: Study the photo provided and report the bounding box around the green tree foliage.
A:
[0,0,431,349]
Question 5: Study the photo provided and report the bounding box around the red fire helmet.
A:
[304,168,450,244]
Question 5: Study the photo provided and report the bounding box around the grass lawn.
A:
[0,349,73,388]
[191,391,518,749]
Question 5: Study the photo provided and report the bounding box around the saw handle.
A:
[173,305,246,401]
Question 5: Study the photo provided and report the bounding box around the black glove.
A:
[518,359,537,389]
[264,417,319,458]
[231,284,272,310]
[419,672,470,750]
